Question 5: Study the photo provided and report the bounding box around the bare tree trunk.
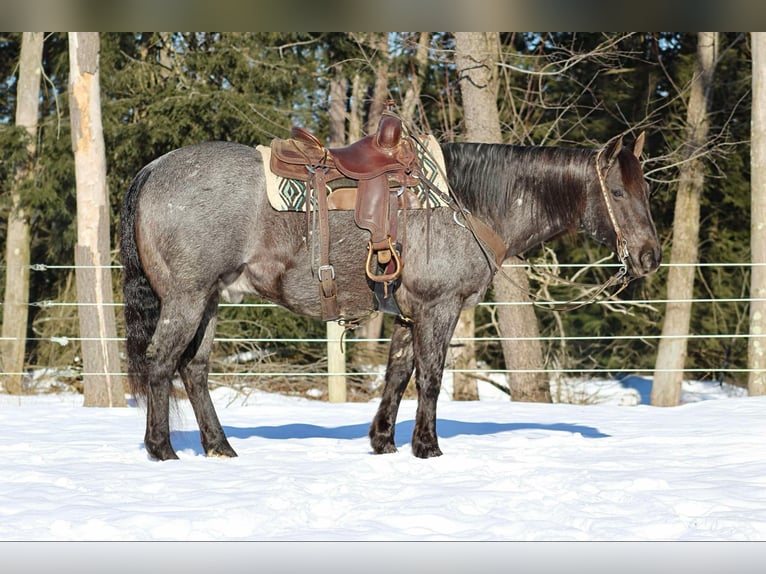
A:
[453,32,549,402]
[68,33,126,407]
[1,32,44,394]
[749,32,766,396]
[366,32,389,133]
[494,258,551,402]
[451,32,503,401]
[349,73,364,141]
[652,32,718,406]
[401,33,430,126]
[328,68,347,148]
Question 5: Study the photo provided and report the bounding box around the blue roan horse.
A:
[120,132,660,460]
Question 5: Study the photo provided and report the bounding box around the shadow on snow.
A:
[166,419,609,456]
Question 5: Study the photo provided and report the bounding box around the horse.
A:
[119,131,661,461]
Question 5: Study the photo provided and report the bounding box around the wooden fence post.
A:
[327,321,346,402]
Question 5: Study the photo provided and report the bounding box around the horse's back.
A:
[139,141,262,208]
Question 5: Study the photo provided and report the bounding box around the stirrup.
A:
[365,237,402,283]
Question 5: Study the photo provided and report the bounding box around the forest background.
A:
[0,32,756,403]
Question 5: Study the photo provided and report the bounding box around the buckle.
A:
[318,264,335,281]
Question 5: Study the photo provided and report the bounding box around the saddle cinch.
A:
[270,114,421,322]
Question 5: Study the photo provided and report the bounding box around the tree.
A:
[401,33,431,126]
[451,32,500,400]
[366,33,390,131]
[1,32,43,394]
[652,33,718,406]
[68,32,125,407]
[749,32,766,396]
[453,32,548,402]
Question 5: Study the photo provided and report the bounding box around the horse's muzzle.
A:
[630,245,662,277]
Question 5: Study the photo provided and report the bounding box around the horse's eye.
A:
[612,188,625,198]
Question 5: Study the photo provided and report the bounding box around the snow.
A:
[1,376,765,542]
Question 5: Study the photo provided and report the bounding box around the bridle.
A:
[526,148,634,312]
[594,145,631,282]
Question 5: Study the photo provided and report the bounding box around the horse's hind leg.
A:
[143,292,214,460]
[369,319,415,454]
[144,376,176,460]
[178,293,237,458]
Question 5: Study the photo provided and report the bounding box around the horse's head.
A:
[586,132,662,279]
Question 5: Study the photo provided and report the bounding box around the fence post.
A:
[327,321,346,402]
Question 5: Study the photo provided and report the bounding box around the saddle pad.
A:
[257,135,450,212]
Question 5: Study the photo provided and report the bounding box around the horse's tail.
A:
[119,164,159,402]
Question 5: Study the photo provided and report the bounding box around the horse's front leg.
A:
[369,319,415,454]
[410,301,462,458]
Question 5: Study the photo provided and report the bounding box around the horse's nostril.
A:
[640,248,661,273]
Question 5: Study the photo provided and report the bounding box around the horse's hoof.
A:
[206,445,238,458]
[372,444,398,455]
[370,435,398,454]
[202,437,237,458]
[147,444,179,461]
[412,441,443,459]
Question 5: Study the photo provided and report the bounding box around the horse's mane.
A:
[441,142,594,233]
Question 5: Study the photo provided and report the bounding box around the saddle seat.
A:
[286,115,418,184]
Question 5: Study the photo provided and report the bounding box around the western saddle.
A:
[270,113,421,321]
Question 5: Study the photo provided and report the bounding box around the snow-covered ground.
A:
[1,375,764,543]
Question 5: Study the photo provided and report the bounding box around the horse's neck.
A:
[443,143,593,255]
[497,150,593,254]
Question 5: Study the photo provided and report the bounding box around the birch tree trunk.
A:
[749,32,766,396]
[68,32,125,407]
[1,32,44,394]
[652,32,718,406]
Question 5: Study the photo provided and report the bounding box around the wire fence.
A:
[0,260,759,390]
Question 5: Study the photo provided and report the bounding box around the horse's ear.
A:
[601,134,624,166]
[632,131,646,159]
